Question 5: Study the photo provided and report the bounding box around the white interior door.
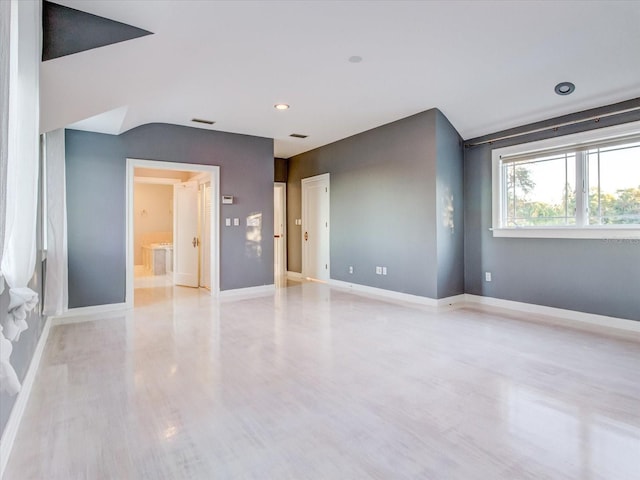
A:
[302,174,330,281]
[174,181,199,287]
[274,183,286,285]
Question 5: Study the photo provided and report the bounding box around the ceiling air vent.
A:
[290,133,308,139]
[191,118,215,125]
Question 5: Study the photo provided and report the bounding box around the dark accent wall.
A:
[274,157,288,183]
[287,109,464,299]
[42,1,152,61]
[464,99,640,321]
[66,124,274,308]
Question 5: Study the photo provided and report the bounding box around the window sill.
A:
[491,227,640,240]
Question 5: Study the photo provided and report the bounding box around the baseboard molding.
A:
[328,279,466,308]
[286,271,303,280]
[55,302,129,319]
[219,284,275,298]
[464,294,640,333]
[50,303,131,327]
[0,316,52,478]
[327,280,638,334]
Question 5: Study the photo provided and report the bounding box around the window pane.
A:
[504,154,576,226]
[588,143,640,225]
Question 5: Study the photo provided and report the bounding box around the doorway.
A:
[274,183,286,287]
[301,173,330,282]
[126,159,220,308]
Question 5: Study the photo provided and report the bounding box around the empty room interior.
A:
[1,1,640,479]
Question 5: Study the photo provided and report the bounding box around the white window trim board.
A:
[491,120,640,239]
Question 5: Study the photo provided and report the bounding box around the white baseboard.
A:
[219,284,275,298]
[286,271,303,280]
[464,294,640,333]
[51,302,130,325]
[55,302,129,318]
[0,316,52,478]
[328,280,638,334]
[328,279,466,308]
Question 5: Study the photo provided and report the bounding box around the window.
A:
[492,121,640,239]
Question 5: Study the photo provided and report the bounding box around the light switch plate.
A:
[233,218,240,226]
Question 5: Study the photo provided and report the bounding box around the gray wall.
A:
[288,108,465,299]
[66,131,126,307]
[464,99,640,321]
[66,124,274,308]
[436,111,465,298]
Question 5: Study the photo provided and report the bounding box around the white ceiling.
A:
[42,0,640,158]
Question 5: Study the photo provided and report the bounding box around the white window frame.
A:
[491,120,640,239]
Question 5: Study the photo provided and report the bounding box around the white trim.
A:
[491,120,640,238]
[491,227,640,239]
[286,271,303,280]
[218,284,275,298]
[0,316,51,479]
[126,159,220,308]
[51,302,129,323]
[274,182,287,276]
[328,280,639,333]
[133,176,181,185]
[328,279,466,307]
[464,294,640,333]
[188,171,211,184]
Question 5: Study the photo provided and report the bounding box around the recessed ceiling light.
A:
[348,55,363,63]
[191,118,215,125]
[554,82,575,96]
[274,104,290,110]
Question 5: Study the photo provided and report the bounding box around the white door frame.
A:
[274,182,287,279]
[301,173,330,281]
[126,158,220,307]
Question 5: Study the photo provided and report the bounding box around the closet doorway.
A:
[125,159,220,308]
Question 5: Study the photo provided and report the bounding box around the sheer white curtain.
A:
[0,0,21,396]
[43,129,68,316]
[0,0,41,396]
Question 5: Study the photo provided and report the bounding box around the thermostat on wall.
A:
[222,195,234,204]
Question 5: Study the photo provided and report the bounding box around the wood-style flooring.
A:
[4,282,640,479]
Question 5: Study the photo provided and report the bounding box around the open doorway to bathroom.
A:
[126,159,220,308]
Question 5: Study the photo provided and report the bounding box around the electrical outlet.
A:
[382,267,387,275]
[485,272,492,282]
[348,266,354,274]
[376,266,382,275]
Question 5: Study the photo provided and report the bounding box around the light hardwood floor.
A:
[4,282,640,479]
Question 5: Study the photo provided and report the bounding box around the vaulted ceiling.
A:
[41,1,640,158]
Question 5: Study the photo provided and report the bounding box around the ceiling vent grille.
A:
[289,133,308,139]
[191,118,215,125]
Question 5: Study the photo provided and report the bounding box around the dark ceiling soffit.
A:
[42,1,153,61]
